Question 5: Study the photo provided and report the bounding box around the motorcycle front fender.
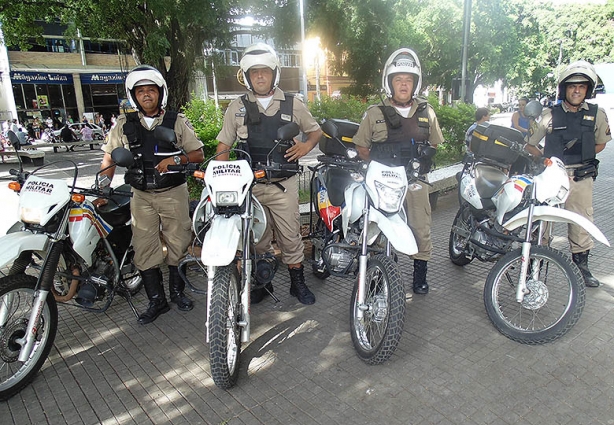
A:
[0,231,50,270]
[368,208,418,256]
[201,215,242,266]
[503,205,610,247]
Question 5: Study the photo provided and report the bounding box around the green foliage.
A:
[308,95,372,123]
[428,97,476,166]
[181,98,224,199]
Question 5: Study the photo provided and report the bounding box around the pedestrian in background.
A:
[512,96,530,137]
[465,107,491,150]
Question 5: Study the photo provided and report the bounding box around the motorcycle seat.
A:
[474,164,508,199]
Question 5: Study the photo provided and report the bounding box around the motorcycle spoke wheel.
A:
[350,254,405,364]
[311,220,331,280]
[484,245,585,345]
[0,274,58,401]
[208,265,242,389]
[449,206,472,266]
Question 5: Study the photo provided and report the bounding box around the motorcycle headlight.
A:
[216,191,239,206]
[20,207,43,224]
[374,181,405,213]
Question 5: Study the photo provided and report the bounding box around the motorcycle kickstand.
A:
[120,290,140,319]
[266,286,281,303]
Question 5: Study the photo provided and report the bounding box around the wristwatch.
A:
[173,155,182,165]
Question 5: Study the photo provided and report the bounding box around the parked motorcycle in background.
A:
[449,122,609,344]
[309,119,435,364]
[0,148,141,400]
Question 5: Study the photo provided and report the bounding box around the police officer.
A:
[526,61,611,287]
[352,48,445,294]
[97,65,204,324]
[215,43,322,305]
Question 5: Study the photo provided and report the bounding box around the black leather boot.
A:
[572,251,600,287]
[138,268,170,325]
[168,265,194,311]
[413,259,429,294]
[289,265,315,305]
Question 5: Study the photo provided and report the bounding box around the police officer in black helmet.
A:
[96,65,204,324]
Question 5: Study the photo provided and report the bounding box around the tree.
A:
[0,0,234,110]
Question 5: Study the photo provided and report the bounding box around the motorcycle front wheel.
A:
[484,245,585,345]
[449,206,472,266]
[0,274,58,400]
[208,264,242,389]
[350,254,405,364]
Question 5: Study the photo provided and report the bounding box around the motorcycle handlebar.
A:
[167,163,200,173]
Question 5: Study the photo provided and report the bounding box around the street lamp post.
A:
[299,0,309,101]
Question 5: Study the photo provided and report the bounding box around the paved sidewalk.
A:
[2,150,614,425]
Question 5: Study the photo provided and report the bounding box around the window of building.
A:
[12,85,25,109]
[48,85,64,108]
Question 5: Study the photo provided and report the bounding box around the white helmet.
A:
[239,43,280,93]
[557,60,598,100]
[125,65,168,111]
[382,48,422,99]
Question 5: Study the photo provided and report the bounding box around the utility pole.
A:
[299,0,309,102]
[460,0,472,103]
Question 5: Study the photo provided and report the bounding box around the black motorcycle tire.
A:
[449,206,472,266]
[311,220,331,280]
[484,245,585,345]
[208,264,242,389]
[349,254,405,364]
[0,274,58,401]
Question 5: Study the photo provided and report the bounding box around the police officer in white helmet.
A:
[352,48,445,295]
[97,65,204,324]
[526,61,611,287]
[215,43,322,305]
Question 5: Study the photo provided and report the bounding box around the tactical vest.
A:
[369,102,430,167]
[241,94,297,178]
[544,103,597,165]
[123,111,186,191]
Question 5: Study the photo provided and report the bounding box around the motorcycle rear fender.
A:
[503,205,610,247]
[201,215,241,266]
[0,232,49,270]
[368,207,418,256]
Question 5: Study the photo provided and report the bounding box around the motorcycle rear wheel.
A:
[350,254,405,364]
[0,274,58,401]
[208,264,242,389]
[449,206,472,266]
[484,245,585,344]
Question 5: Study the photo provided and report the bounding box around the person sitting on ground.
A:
[465,107,491,150]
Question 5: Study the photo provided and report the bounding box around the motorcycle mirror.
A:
[153,126,177,145]
[524,100,543,119]
[111,147,135,167]
[421,145,437,159]
[277,122,300,141]
[320,120,339,139]
[346,148,358,159]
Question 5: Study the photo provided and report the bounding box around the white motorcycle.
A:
[449,122,609,344]
[173,123,301,389]
[0,148,140,400]
[309,119,431,364]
